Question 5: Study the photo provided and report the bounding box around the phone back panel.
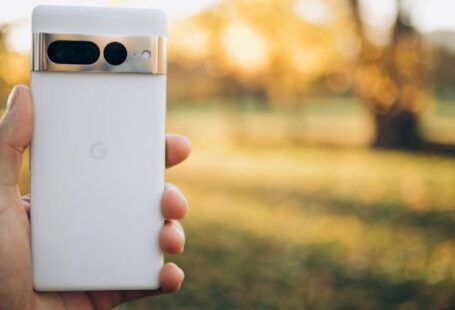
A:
[31,6,166,291]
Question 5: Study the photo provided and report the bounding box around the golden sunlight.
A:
[222,22,269,71]
[170,21,209,59]
[7,21,31,54]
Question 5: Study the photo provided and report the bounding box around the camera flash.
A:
[142,50,151,59]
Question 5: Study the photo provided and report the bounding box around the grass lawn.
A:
[7,98,455,309]
[119,143,455,309]
[119,103,455,309]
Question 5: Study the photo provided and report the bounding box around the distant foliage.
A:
[0,26,29,108]
[168,0,353,105]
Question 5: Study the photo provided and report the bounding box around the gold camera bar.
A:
[32,33,167,75]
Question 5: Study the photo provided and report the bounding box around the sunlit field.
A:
[159,147,454,308]
[158,103,455,309]
[6,98,454,308]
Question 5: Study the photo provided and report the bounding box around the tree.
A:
[168,0,342,105]
[168,0,454,152]
[348,0,428,149]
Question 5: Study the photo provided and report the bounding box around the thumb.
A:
[0,85,33,189]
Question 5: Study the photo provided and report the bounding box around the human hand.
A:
[0,85,191,310]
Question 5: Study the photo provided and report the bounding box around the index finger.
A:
[166,134,191,168]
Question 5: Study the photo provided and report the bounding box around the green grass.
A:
[8,99,455,309]
[119,104,455,309]
[117,143,455,309]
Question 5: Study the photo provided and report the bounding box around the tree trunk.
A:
[349,0,426,150]
[372,109,422,150]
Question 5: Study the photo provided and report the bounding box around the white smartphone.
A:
[30,5,167,291]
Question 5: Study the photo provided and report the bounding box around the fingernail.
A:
[176,265,185,280]
[166,183,188,206]
[182,136,192,148]
[6,86,21,111]
[177,229,185,245]
[172,221,186,252]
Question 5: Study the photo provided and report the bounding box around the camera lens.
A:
[47,41,100,65]
[104,42,127,66]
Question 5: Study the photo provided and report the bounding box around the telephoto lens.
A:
[104,42,128,66]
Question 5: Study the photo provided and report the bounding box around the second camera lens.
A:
[104,42,127,66]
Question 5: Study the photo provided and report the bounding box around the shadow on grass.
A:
[121,224,455,310]
[180,176,455,244]
[261,188,455,243]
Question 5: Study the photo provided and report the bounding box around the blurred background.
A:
[1,0,455,308]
